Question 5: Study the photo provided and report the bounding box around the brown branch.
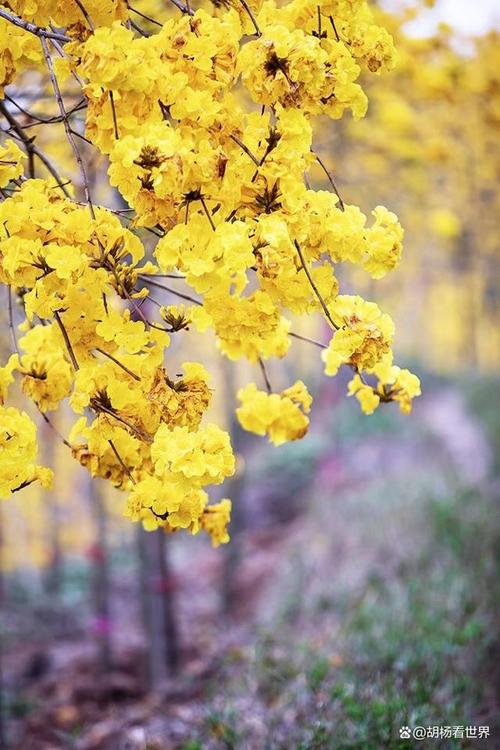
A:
[239,0,261,36]
[0,8,70,42]
[167,0,194,16]
[108,439,136,484]
[289,331,327,349]
[258,357,272,394]
[94,403,151,443]
[0,100,71,195]
[40,413,72,449]
[5,93,87,129]
[73,0,95,31]
[127,4,163,27]
[54,311,80,370]
[200,195,216,231]
[95,347,141,381]
[230,134,260,167]
[289,331,371,386]
[294,240,338,330]
[329,15,340,42]
[109,91,120,140]
[11,478,36,493]
[312,150,345,211]
[40,37,96,217]
[138,277,202,306]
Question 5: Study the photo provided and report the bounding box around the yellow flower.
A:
[0,139,25,187]
[0,354,18,405]
[322,296,394,376]
[236,381,311,445]
[151,423,235,486]
[201,499,232,547]
[363,206,404,279]
[0,406,53,498]
[347,374,380,415]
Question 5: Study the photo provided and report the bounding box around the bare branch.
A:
[95,347,141,381]
[0,8,70,43]
[0,100,71,195]
[40,37,96,217]
[312,149,345,211]
[239,0,261,36]
[258,357,272,394]
[54,311,80,370]
[294,240,338,330]
[230,134,260,167]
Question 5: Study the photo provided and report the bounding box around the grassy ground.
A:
[182,377,500,750]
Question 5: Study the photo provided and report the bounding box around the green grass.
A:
[281,484,498,749]
[181,375,500,749]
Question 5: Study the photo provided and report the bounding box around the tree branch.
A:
[0,8,70,43]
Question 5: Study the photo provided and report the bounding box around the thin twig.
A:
[0,101,71,196]
[95,403,151,442]
[5,93,86,128]
[167,0,194,16]
[127,4,163,27]
[258,357,272,393]
[95,347,141,381]
[139,277,203,306]
[147,273,186,280]
[239,0,261,36]
[41,413,72,449]
[0,8,70,42]
[128,18,150,37]
[109,91,119,140]
[230,134,260,167]
[200,195,216,231]
[294,240,338,330]
[73,0,95,30]
[329,15,340,42]
[70,127,93,145]
[54,311,80,370]
[289,331,327,349]
[41,37,96,217]
[312,150,345,211]
[108,440,136,484]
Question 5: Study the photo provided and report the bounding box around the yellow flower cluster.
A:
[322,295,394,376]
[7,0,128,29]
[348,354,422,416]
[237,380,312,445]
[0,17,41,95]
[0,138,25,186]
[124,423,234,533]
[0,406,53,498]
[0,360,53,498]
[0,0,419,542]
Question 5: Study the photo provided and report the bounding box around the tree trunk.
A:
[87,478,112,673]
[137,528,179,688]
[41,422,62,600]
[221,359,248,614]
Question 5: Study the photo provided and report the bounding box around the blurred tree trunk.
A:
[136,525,155,687]
[88,478,112,673]
[221,360,248,615]
[41,422,62,599]
[156,532,179,675]
[137,528,179,688]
